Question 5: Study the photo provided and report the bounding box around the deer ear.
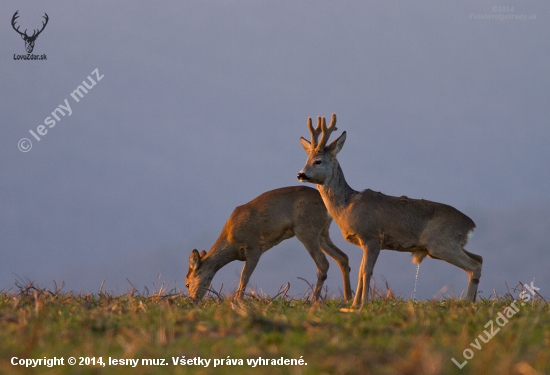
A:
[326,131,346,156]
[189,249,201,271]
[300,137,312,153]
[199,250,207,258]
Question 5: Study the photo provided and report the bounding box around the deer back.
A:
[341,189,475,250]
[222,186,327,251]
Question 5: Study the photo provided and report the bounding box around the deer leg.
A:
[359,241,381,308]
[464,249,483,264]
[319,229,352,301]
[351,254,365,309]
[235,251,261,299]
[295,232,330,301]
[463,250,483,302]
[463,250,483,301]
[429,245,482,302]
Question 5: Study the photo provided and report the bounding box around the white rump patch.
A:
[467,229,475,242]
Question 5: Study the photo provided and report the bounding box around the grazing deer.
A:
[186,186,352,302]
[297,114,482,308]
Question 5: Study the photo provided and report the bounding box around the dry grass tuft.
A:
[0,279,548,374]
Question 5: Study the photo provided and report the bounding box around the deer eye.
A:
[314,160,322,165]
[185,284,189,289]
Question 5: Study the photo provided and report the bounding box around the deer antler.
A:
[316,113,338,150]
[11,11,49,39]
[307,117,323,150]
[31,13,49,39]
[11,11,26,37]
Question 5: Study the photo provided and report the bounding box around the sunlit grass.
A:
[0,279,548,374]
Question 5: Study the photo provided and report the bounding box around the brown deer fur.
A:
[297,114,482,308]
[186,186,352,301]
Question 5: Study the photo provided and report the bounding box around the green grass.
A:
[0,281,548,375]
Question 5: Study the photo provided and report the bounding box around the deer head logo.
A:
[11,11,49,54]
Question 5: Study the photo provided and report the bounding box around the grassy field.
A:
[0,281,548,375]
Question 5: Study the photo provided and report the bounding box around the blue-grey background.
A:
[1,1,548,299]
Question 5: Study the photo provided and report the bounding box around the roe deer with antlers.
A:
[186,186,352,302]
[297,114,482,308]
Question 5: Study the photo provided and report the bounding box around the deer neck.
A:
[203,236,240,273]
[317,162,356,217]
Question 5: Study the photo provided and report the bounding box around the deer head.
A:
[12,11,49,54]
[297,113,347,185]
[186,249,212,301]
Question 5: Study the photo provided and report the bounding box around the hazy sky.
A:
[2,1,549,299]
